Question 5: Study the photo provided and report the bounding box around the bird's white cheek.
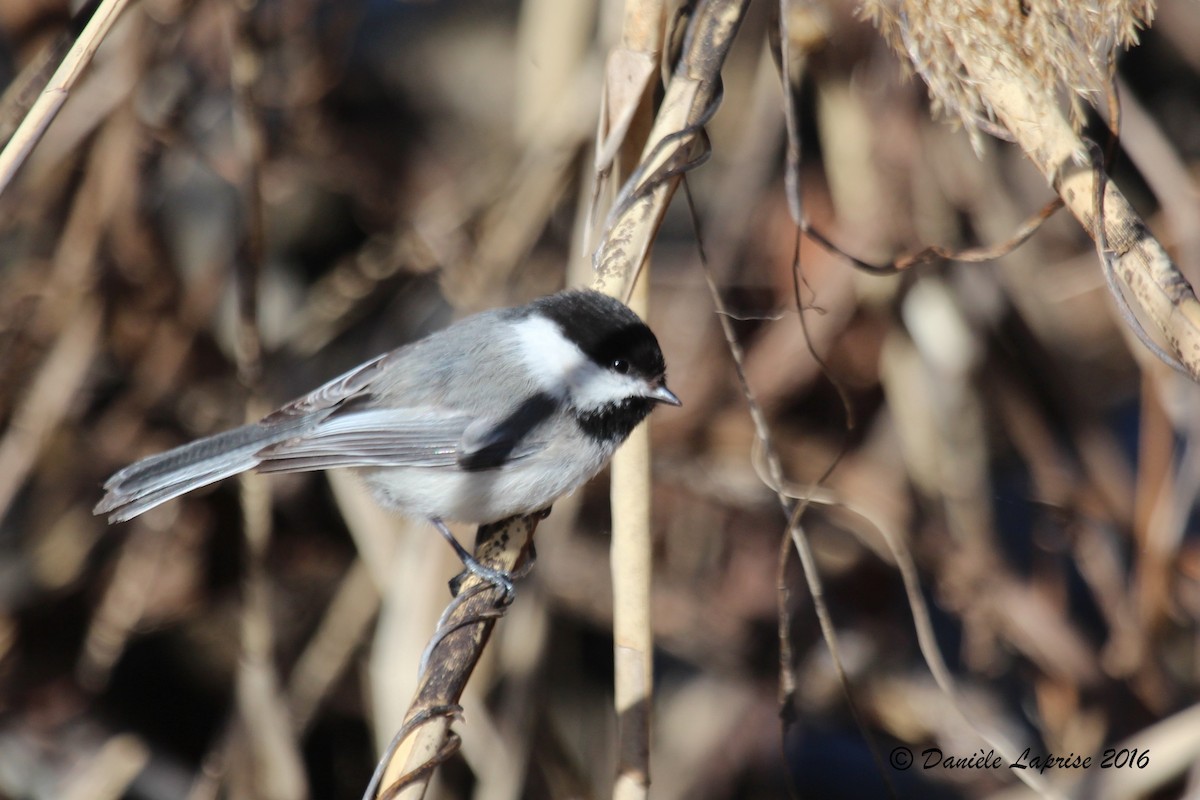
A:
[512,313,645,410]
[514,315,588,397]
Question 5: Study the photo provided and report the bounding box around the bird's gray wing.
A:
[256,408,469,471]
[255,404,551,473]
[263,352,394,421]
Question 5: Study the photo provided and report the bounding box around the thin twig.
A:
[748,448,1062,800]
[0,0,104,149]
[0,0,135,197]
[773,9,895,794]
[683,178,899,800]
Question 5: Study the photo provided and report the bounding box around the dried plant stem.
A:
[593,28,747,784]
[691,214,901,797]
[592,0,750,301]
[369,515,540,800]
[954,42,1200,380]
[593,0,663,177]
[0,96,131,519]
[1114,76,1200,294]
[0,2,85,147]
[0,0,133,197]
[597,3,667,798]
[609,275,654,800]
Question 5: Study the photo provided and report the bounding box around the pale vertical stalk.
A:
[610,274,653,800]
[600,2,664,797]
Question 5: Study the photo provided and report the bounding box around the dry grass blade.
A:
[0,303,100,518]
[585,0,662,278]
[287,558,380,733]
[0,92,132,517]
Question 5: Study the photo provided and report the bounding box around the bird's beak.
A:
[646,381,682,407]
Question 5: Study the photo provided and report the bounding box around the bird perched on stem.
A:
[95,289,679,591]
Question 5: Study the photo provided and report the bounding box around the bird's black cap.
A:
[525,289,666,381]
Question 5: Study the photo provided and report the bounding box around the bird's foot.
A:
[432,518,516,604]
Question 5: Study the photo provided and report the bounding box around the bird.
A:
[94,288,680,591]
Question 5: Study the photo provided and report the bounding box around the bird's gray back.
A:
[365,308,540,418]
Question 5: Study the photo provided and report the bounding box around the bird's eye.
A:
[611,358,630,374]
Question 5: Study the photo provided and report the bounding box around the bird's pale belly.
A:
[357,446,612,523]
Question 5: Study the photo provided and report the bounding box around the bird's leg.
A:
[431,518,515,602]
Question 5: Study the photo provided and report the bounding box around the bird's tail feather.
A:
[94,417,314,523]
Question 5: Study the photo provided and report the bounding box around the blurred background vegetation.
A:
[2,0,1200,798]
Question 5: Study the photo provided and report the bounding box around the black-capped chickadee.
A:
[94,289,679,586]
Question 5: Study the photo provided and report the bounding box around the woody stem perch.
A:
[368,514,541,800]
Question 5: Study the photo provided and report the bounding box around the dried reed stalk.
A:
[592,0,750,302]
[594,4,748,798]
[597,2,665,799]
[609,275,655,800]
[864,1,1200,380]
